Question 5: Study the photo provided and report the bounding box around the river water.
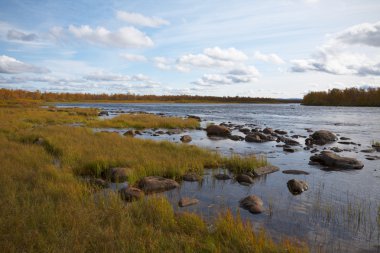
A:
[58,103,380,253]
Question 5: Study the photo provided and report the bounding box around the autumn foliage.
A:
[303,87,380,107]
[0,88,300,103]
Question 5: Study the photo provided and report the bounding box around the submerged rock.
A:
[239,195,264,214]
[282,170,310,175]
[178,197,199,207]
[310,151,364,170]
[310,130,337,145]
[214,173,231,180]
[287,179,309,195]
[283,146,296,152]
[180,135,192,143]
[138,176,179,193]
[235,174,254,184]
[119,187,144,202]
[182,172,202,182]
[253,165,279,176]
[206,125,231,137]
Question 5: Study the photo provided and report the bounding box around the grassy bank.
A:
[0,105,308,252]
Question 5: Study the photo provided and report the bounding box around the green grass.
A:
[87,113,200,129]
[222,154,267,174]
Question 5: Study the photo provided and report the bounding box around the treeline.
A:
[0,88,300,103]
[302,87,380,107]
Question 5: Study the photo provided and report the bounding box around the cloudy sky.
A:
[1,0,380,98]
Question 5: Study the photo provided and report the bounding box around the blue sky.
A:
[1,0,380,98]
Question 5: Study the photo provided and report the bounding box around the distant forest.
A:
[302,87,380,107]
[0,88,301,104]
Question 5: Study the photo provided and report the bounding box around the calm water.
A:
[58,103,380,253]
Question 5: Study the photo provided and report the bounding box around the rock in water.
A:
[310,151,364,170]
[214,174,231,180]
[123,130,136,137]
[310,130,337,145]
[178,197,199,207]
[182,172,201,182]
[138,176,179,193]
[287,179,309,195]
[206,125,231,137]
[119,187,144,202]
[282,170,310,175]
[245,132,274,143]
[253,165,279,176]
[180,135,192,143]
[239,195,264,214]
[235,174,254,184]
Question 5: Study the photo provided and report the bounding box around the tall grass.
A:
[88,113,199,129]
[222,154,267,174]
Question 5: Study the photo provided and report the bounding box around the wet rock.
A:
[308,161,320,166]
[180,135,192,143]
[135,130,142,135]
[275,129,287,135]
[338,141,359,145]
[227,135,243,141]
[98,111,109,116]
[179,197,199,207]
[361,149,375,153]
[365,155,380,161]
[263,127,274,135]
[138,176,179,193]
[310,130,337,145]
[310,151,364,170]
[310,148,319,153]
[239,128,251,134]
[283,146,296,152]
[330,147,343,153]
[245,132,274,143]
[372,144,380,152]
[235,174,254,184]
[155,130,165,135]
[281,137,300,146]
[187,115,201,121]
[340,137,351,140]
[166,129,182,135]
[253,165,279,176]
[305,128,313,133]
[305,138,314,146]
[214,173,231,180]
[239,195,264,214]
[182,172,201,182]
[123,130,136,137]
[287,179,309,195]
[206,125,231,137]
[282,170,309,175]
[119,187,144,202]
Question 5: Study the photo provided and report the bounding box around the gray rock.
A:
[206,125,231,137]
[287,179,309,195]
[138,176,179,193]
[310,130,337,145]
[282,170,310,175]
[239,195,264,214]
[253,165,279,176]
[310,151,364,170]
[180,135,192,143]
[245,132,274,143]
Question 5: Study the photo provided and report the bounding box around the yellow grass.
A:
[88,113,200,129]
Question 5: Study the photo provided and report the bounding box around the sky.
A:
[0,0,380,98]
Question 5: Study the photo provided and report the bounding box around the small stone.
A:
[178,197,199,207]
[287,179,309,195]
[239,195,264,214]
[180,135,192,143]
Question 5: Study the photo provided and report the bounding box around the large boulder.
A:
[310,151,364,170]
[239,195,264,214]
[245,132,274,143]
[138,176,179,193]
[206,125,231,137]
[287,179,309,195]
[310,130,337,145]
[119,187,144,202]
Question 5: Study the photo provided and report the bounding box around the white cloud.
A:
[254,51,285,64]
[204,47,248,62]
[116,11,169,28]
[193,65,260,86]
[291,21,380,76]
[120,53,147,62]
[335,21,380,47]
[68,25,153,48]
[0,55,49,74]
[153,57,172,70]
[7,29,38,42]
